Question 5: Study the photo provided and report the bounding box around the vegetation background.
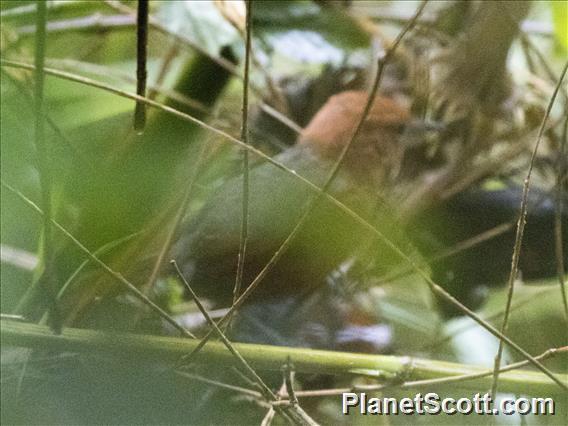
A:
[1,1,567,424]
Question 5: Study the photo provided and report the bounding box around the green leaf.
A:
[551,0,568,50]
[253,0,370,64]
[157,0,240,57]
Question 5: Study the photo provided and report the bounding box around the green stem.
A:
[2,320,565,398]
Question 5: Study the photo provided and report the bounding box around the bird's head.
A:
[298,90,413,186]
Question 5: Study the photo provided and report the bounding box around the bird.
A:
[172,90,415,310]
[174,88,568,328]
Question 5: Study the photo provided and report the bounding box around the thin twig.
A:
[134,0,148,132]
[2,59,565,387]
[75,2,565,389]
[519,32,568,105]
[555,114,568,321]
[175,371,261,399]
[178,0,427,369]
[262,379,292,426]
[103,0,302,136]
[260,103,303,134]
[283,358,298,406]
[490,60,568,398]
[170,260,276,399]
[54,232,141,304]
[423,284,563,352]
[47,58,210,114]
[378,222,514,284]
[293,347,567,398]
[171,261,276,401]
[231,365,260,389]
[381,180,558,284]
[260,407,276,426]
[104,0,237,77]
[171,261,308,425]
[133,131,210,324]
[233,0,253,307]
[0,61,311,211]
[1,180,196,339]
[147,43,178,101]
[0,68,96,174]
[397,347,566,392]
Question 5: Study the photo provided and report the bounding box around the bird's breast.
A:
[173,148,380,305]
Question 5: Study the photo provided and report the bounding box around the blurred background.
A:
[1,1,567,424]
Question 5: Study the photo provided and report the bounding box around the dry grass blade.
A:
[178,0,430,369]
[233,0,253,306]
[171,261,276,401]
[1,180,196,339]
[1,68,96,174]
[0,59,359,234]
[103,0,302,136]
[490,60,568,398]
[133,135,210,326]
[293,347,567,398]
[1,58,564,389]
[171,261,315,425]
[556,114,568,320]
[423,285,562,352]
[54,232,141,305]
[176,371,261,399]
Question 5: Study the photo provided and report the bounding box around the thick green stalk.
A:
[1,320,565,398]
